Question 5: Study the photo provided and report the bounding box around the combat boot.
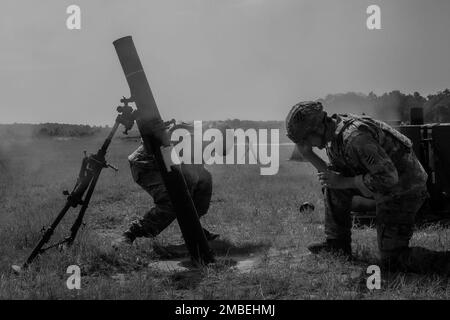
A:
[112,231,136,249]
[203,228,220,241]
[307,239,352,256]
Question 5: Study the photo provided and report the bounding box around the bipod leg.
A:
[13,117,122,274]
[66,121,120,245]
[65,170,103,246]
[17,202,72,270]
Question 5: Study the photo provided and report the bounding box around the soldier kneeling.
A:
[286,101,449,274]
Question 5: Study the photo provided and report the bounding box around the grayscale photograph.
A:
[0,0,448,309]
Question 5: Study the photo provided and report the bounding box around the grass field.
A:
[0,136,448,299]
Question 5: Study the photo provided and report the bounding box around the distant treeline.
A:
[317,89,450,123]
[35,123,104,137]
[1,88,450,140]
[0,123,109,139]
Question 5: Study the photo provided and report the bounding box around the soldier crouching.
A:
[286,101,449,274]
[113,122,219,246]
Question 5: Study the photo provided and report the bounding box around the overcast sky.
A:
[1,0,450,125]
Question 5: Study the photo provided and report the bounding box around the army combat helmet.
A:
[285,101,327,143]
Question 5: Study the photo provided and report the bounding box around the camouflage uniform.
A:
[126,141,212,239]
[286,102,449,273]
[325,114,430,269]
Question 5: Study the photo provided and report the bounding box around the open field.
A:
[0,136,448,299]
